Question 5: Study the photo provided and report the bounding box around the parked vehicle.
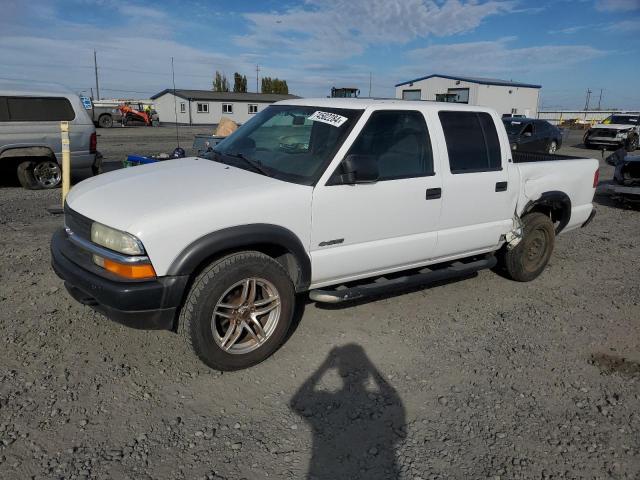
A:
[0,84,98,189]
[584,113,640,152]
[51,99,598,370]
[87,99,123,129]
[601,148,640,206]
[503,118,563,154]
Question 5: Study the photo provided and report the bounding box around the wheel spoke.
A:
[253,299,280,317]
[213,308,232,319]
[248,315,267,340]
[253,294,279,307]
[221,322,243,350]
[243,320,261,343]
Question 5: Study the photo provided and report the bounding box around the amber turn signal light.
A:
[93,255,156,280]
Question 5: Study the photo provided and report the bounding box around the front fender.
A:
[166,223,311,290]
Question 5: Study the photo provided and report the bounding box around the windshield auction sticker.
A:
[308,111,348,127]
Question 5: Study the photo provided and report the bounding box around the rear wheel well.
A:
[522,192,571,233]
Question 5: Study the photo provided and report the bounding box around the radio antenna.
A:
[171,57,180,148]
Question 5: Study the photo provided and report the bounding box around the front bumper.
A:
[586,137,624,147]
[51,228,188,330]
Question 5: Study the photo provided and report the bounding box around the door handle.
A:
[495,181,508,192]
[425,188,441,200]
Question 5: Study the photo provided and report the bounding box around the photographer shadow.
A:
[290,344,406,480]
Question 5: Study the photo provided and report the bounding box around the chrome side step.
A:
[309,256,497,304]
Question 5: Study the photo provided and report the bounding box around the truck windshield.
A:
[208,105,363,185]
[603,115,638,125]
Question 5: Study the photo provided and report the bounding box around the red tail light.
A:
[90,132,97,154]
[593,168,599,188]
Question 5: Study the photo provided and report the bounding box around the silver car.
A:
[0,83,99,189]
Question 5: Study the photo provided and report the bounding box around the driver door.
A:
[309,110,442,288]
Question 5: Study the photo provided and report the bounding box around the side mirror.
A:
[339,154,378,184]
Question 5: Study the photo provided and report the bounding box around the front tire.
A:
[179,252,295,371]
[502,212,555,282]
[16,160,40,189]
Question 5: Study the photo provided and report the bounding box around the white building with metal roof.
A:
[150,89,299,125]
[395,74,541,118]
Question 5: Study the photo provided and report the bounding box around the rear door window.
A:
[3,96,75,121]
[0,97,9,121]
[439,111,502,173]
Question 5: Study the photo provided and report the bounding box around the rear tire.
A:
[502,212,555,282]
[98,114,113,128]
[16,160,40,190]
[548,140,558,154]
[31,160,62,189]
[179,251,295,371]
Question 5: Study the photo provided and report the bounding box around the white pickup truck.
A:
[52,99,599,370]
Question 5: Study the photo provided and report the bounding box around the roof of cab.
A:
[0,80,77,98]
[275,97,498,113]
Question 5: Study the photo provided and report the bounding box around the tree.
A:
[212,70,229,92]
[261,77,288,94]
[233,72,248,93]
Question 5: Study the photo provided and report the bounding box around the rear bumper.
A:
[51,228,188,330]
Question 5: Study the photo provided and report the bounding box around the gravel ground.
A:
[1,127,639,479]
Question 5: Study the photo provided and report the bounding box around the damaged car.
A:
[584,113,640,152]
[601,148,640,206]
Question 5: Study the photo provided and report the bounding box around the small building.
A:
[150,89,299,125]
[395,73,541,118]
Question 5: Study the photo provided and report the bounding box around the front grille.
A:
[64,204,92,240]
[592,129,618,138]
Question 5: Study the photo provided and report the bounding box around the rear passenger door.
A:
[433,110,516,259]
[310,110,442,287]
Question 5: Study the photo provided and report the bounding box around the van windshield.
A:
[206,105,363,185]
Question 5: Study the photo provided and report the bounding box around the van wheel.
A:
[502,212,555,282]
[179,252,295,371]
[98,114,113,128]
[17,161,41,190]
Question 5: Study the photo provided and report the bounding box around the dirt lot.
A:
[1,126,639,479]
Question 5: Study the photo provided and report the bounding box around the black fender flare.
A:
[521,191,571,234]
[166,224,311,291]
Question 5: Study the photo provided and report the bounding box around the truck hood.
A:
[591,124,634,131]
[66,158,313,275]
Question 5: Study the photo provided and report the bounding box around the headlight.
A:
[91,222,144,255]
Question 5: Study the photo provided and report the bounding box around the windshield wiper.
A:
[223,152,271,177]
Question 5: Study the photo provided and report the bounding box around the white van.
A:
[0,83,99,189]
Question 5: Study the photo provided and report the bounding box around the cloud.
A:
[595,0,640,11]
[404,37,608,77]
[605,19,640,32]
[235,0,515,60]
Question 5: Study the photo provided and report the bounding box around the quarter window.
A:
[223,103,233,114]
[248,104,258,114]
[439,111,501,174]
[197,103,209,113]
[347,110,434,181]
[0,96,75,122]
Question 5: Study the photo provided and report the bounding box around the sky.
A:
[1,0,639,109]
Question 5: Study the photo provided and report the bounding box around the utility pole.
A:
[255,64,260,93]
[597,89,603,110]
[93,49,100,101]
[584,89,592,111]
[368,72,372,97]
